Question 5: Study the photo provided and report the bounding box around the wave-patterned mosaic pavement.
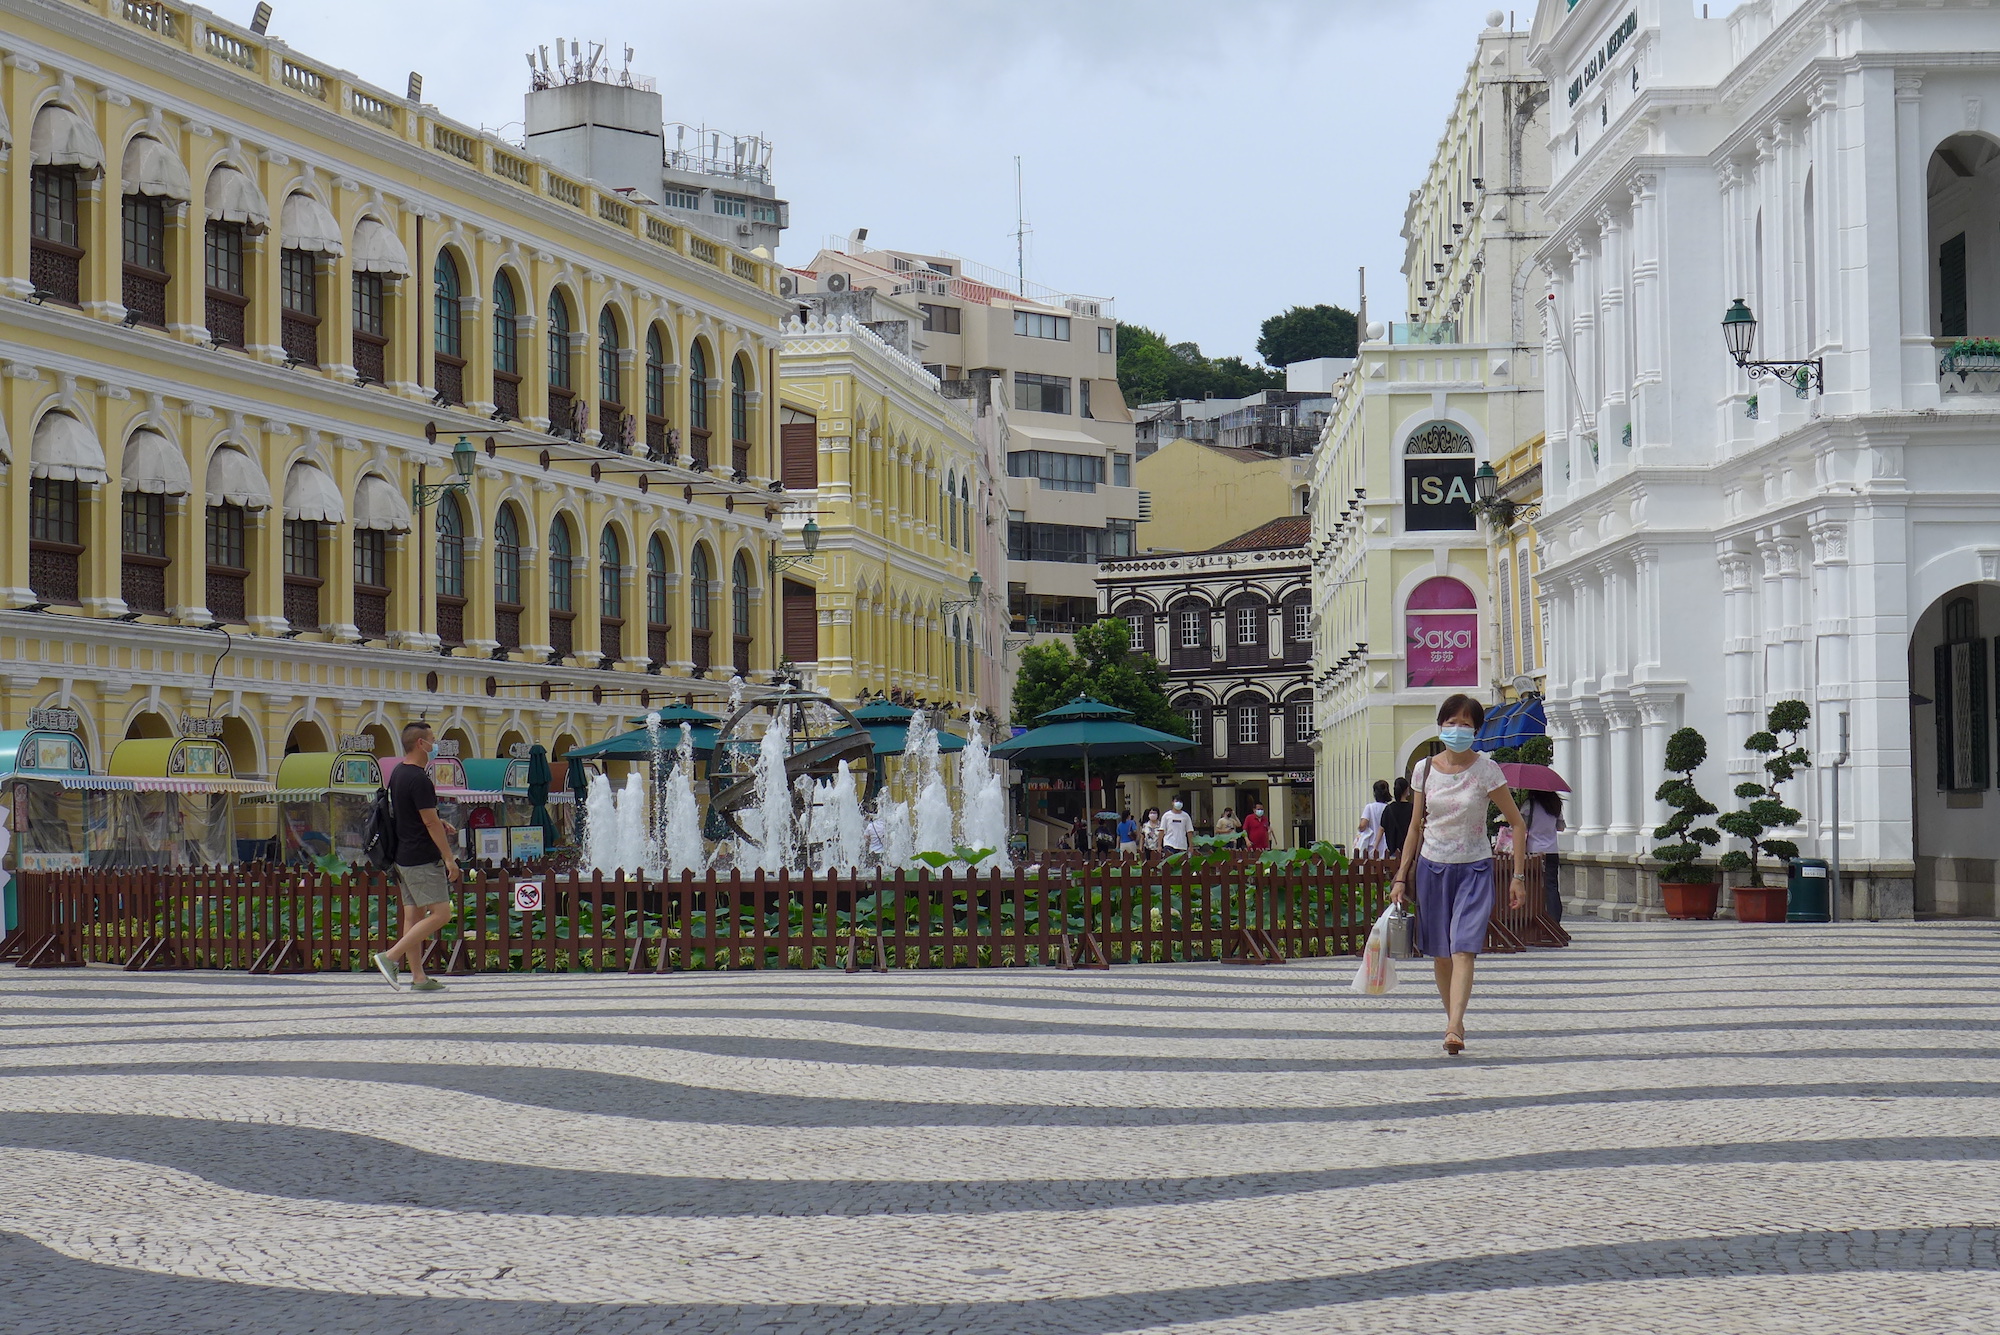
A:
[0,921,1995,1334]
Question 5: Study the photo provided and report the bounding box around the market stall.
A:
[0,713,104,912]
[262,747,383,867]
[104,729,270,867]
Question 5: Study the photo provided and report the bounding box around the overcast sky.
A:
[273,0,1516,362]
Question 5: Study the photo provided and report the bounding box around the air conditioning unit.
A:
[825,272,850,293]
[777,274,796,297]
[736,223,753,236]
[1064,298,1100,318]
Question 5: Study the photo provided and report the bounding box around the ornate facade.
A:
[1098,518,1314,845]
[1527,0,2000,917]
[0,0,790,805]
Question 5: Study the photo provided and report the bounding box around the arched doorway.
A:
[284,721,328,756]
[1910,582,2000,916]
[124,711,173,740]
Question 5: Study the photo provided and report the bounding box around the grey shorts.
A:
[395,861,453,908]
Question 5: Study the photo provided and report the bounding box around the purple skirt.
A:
[1414,857,1495,957]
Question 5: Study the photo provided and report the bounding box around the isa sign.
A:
[1403,457,1477,531]
[1405,613,1479,688]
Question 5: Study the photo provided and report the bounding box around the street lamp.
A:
[768,518,820,574]
[940,571,983,614]
[1721,297,1822,396]
[1469,460,1538,529]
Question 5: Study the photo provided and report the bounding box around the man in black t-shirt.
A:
[372,721,460,992]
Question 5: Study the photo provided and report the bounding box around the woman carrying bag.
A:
[1390,694,1529,1057]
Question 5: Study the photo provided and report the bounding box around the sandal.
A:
[1443,1029,1465,1056]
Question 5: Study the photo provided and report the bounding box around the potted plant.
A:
[1651,726,1722,919]
[1717,700,1811,922]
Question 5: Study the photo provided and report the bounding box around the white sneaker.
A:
[372,952,401,991]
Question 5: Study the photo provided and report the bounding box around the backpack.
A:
[362,785,397,870]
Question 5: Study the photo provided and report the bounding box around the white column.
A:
[1627,175,1664,452]
[1632,546,1661,674]
[1718,545,1760,778]
[1576,707,1609,849]
[1595,206,1629,468]
[1894,75,1932,409]
[1632,690,1679,841]
[1569,236,1599,484]
[1542,263,1574,503]
[1606,700,1639,847]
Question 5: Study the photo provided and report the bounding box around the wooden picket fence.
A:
[0,856,1564,975]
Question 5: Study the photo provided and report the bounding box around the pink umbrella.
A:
[1498,762,1569,793]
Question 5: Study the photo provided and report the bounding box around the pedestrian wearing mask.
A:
[1389,694,1529,1056]
[1243,802,1272,852]
[1140,807,1163,862]
[1159,799,1194,856]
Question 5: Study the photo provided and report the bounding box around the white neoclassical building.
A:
[1528,0,2000,918]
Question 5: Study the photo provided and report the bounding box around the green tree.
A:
[1651,727,1722,885]
[1716,700,1811,887]
[1257,304,1359,367]
[1009,617,1186,778]
[1116,324,1282,407]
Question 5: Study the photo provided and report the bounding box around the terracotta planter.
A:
[1733,884,1789,923]
[1660,881,1719,920]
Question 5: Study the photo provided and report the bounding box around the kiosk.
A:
[106,730,266,866]
[264,742,384,866]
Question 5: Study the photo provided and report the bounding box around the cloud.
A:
[272,0,1504,358]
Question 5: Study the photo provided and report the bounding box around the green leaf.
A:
[1744,731,1778,754]
[1762,839,1800,862]
[1766,699,1811,734]
[1717,850,1750,871]
[1662,726,1709,774]
[1732,782,1767,801]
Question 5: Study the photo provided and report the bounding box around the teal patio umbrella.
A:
[842,699,967,757]
[564,749,592,845]
[989,697,1197,812]
[564,721,719,760]
[524,744,558,852]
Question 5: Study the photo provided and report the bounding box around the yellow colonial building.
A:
[0,0,793,808]
[776,293,991,717]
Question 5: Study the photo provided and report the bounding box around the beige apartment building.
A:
[803,241,1137,709]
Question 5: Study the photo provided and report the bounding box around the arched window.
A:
[433,251,464,406]
[30,133,85,306]
[1405,576,1478,689]
[492,272,520,419]
[644,326,668,457]
[1178,698,1205,747]
[960,476,972,551]
[598,307,621,405]
[690,544,713,675]
[548,515,576,657]
[1120,605,1148,654]
[494,505,522,650]
[947,470,959,548]
[646,534,671,666]
[730,355,751,475]
[28,472,84,608]
[435,492,465,646]
[688,340,711,468]
[599,526,624,663]
[547,292,576,437]
[951,616,964,693]
[731,551,754,675]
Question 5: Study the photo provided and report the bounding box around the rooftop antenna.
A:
[1010,155,1031,295]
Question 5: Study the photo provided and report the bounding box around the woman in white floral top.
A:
[1389,694,1529,1056]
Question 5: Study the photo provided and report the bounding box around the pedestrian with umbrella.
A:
[1498,761,1570,921]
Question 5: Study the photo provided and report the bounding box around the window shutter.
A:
[782,580,818,663]
[781,422,818,489]
[1973,638,1991,789]
[1937,642,1956,790]
[1940,233,1968,338]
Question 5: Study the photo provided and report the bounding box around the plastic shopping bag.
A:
[1350,904,1404,995]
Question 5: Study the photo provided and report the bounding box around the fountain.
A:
[660,724,706,876]
[576,688,1012,880]
[957,722,1013,872]
[905,710,955,860]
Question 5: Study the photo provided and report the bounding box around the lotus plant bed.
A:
[6,850,1566,974]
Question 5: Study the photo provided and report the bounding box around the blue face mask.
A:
[1438,725,1477,753]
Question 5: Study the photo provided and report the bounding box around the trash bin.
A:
[1787,857,1830,922]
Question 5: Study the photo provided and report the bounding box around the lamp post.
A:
[410,425,479,654]
[767,518,821,575]
[940,571,983,615]
[1721,297,1822,396]
[1470,461,1539,529]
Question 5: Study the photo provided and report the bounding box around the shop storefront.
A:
[106,732,269,866]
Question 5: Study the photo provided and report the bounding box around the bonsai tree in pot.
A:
[1716,700,1812,923]
[1652,726,1722,919]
